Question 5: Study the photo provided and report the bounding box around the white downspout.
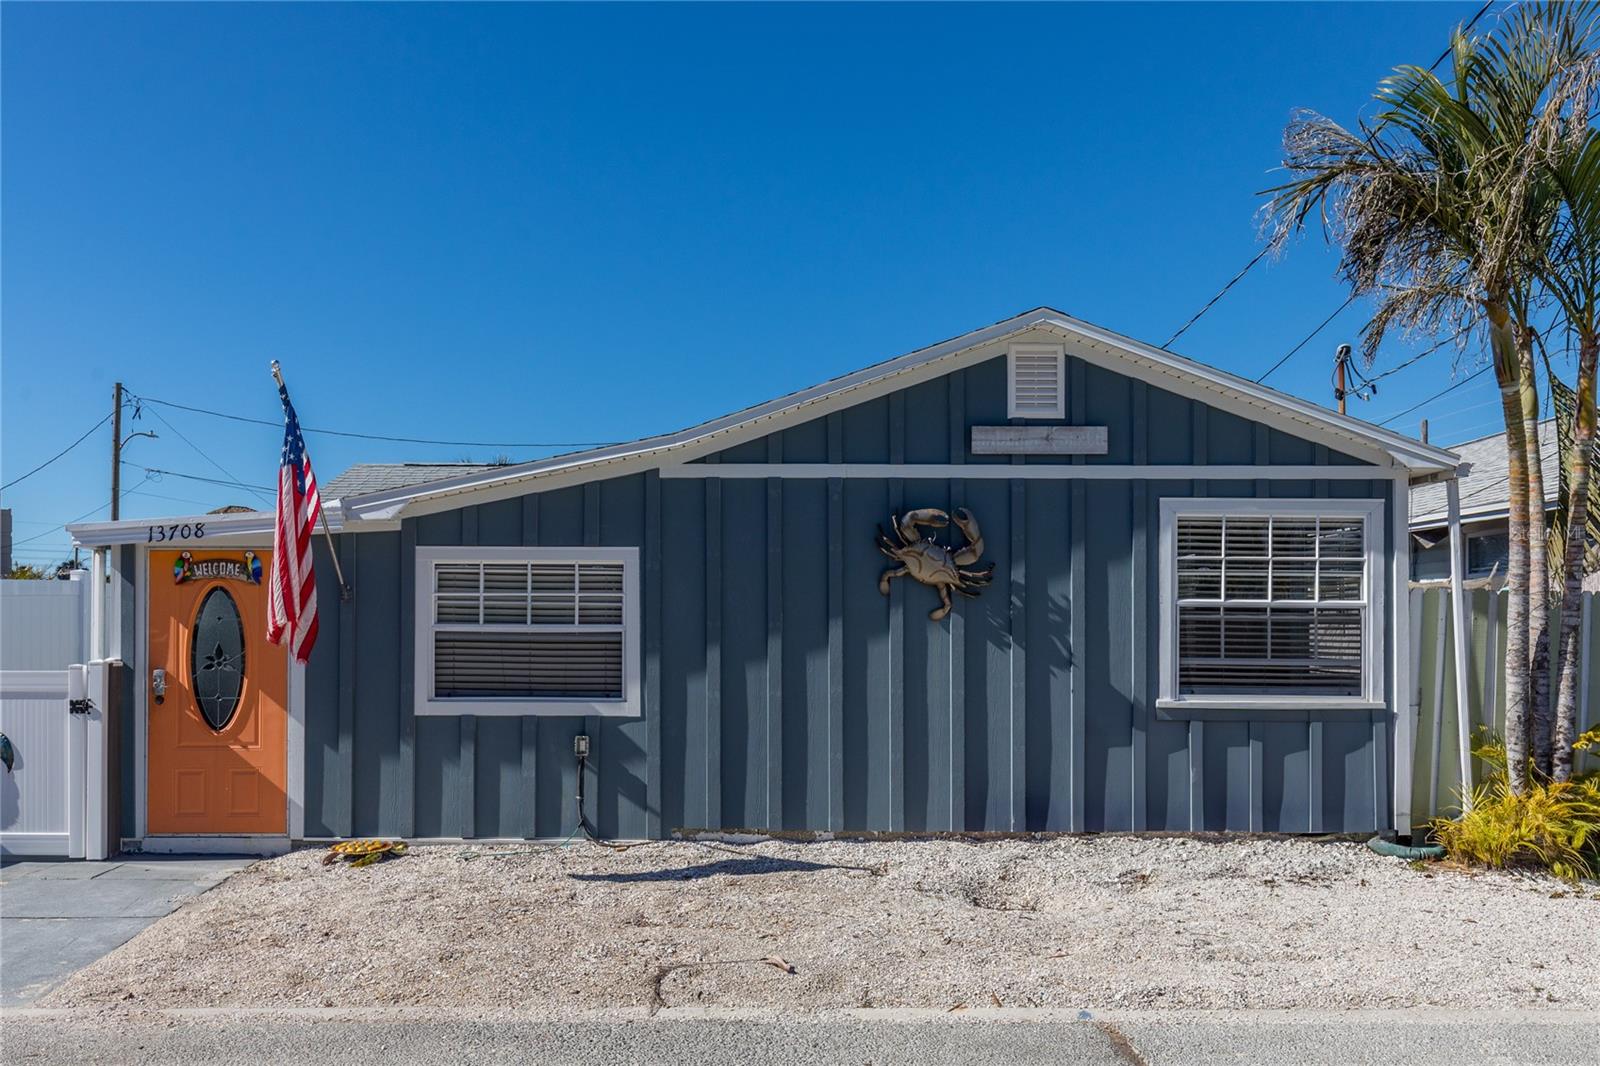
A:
[1445,476,1474,810]
[1393,473,1414,837]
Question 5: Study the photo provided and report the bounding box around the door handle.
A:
[152,668,166,705]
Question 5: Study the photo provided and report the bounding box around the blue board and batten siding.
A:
[289,352,1394,839]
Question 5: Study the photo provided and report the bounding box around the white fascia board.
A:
[67,501,399,548]
[1031,315,1460,472]
[341,308,1460,521]
[342,312,1047,519]
[1410,496,1559,531]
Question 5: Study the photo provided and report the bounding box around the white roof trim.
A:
[72,308,1462,542]
[1411,498,1557,531]
[68,501,400,548]
[340,302,1465,518]
[338,308,1458,521]
[1031,314,1458,471]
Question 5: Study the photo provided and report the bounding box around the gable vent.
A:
[1008,342,1066,419]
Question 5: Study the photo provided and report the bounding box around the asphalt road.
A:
[2,1007,1594,1065]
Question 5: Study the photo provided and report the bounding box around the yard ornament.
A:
[323,839,409,868]
[877,507,994,620]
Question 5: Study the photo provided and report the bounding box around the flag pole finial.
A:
[270,360,284,387]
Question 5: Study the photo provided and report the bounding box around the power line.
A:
[125,488,233,508]
[11,475,151,547]
[1163,247,1272,349]
[13,507,103,546]
[1256,295,1359,384]
[1441,1,1498,67]
[1349,334,1456,391]
[142,405,274,506]
[0,413,111,492]
[1165,1,1495,358]
[133,394,615,450]
[1405,395,1502,426]
[1376,364,1494,426]
[124,462,274,493]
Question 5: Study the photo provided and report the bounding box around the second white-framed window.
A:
[414,545,640,717]
[1157,497,1385,709]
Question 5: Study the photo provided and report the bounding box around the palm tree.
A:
[1454,3,1600,780]
[1264,13,1571,793]
[1542,117,1600,779]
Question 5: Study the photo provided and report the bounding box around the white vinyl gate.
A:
[0,662,118,859]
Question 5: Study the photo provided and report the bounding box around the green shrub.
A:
[1429,728,1600,882]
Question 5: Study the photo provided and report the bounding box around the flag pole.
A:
[271,360,351,601]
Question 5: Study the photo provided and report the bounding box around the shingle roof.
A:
[334,307,1461,521]
[1409,420,1558,528]
[322,463,504,500]
[71,309,1464,545]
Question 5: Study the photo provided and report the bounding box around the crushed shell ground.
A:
[41,836,1599,1014]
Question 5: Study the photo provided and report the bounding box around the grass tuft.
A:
[1429,728,1600,882]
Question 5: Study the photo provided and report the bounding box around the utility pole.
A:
[110,381,123,520]
[1333,344,1352,416]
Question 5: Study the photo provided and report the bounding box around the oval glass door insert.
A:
[191,587,246,731]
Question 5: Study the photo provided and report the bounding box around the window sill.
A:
[416,699,640,718]
[1155,696,1386,722]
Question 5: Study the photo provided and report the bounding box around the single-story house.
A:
[1410,421,1557,581]
[68,308,1467,852]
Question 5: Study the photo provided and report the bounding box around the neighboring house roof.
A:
[1409,420,1558,529]
[68,307,1461,545]
[321,463,504,500]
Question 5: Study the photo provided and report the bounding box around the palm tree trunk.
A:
[1553,331,1598,782]
[1519,330,1552,778]
[1494,307,1532,794]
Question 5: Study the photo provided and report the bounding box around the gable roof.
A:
[1410,420,1559,529]
[67,307,1462,547]
[336,307,1460,521]
[322,463,505,500]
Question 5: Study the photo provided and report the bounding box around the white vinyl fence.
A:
[1410,587,1600,821]
[0,661,119,859]
[0,573,115,858]
[0,573,91,670]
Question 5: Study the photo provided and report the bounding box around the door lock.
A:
[152,668,166,705]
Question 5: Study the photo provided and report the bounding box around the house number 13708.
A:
[147,522,205,542]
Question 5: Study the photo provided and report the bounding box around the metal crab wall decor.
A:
[877,507,995,620]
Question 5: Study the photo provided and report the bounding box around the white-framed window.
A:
[1007,341,1066,419]
[414,546,640,717]
[1466,530,1509,577]
[1157,498,1385,709]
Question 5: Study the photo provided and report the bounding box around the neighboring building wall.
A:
[1,508,12,575]
[289,352,1396,839]
[1412,515,1543,582]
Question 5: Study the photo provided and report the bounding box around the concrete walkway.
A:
[1,1007,1596,1064]
[0,856,250,1006]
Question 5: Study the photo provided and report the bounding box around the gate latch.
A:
[68,698,94,716]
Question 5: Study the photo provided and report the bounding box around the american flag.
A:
[266,363,321,663]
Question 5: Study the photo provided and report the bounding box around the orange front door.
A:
[147,549,287,834]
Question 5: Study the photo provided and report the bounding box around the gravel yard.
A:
[40,836,1599,1014]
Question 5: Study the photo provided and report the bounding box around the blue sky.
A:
[2,2,1506,564]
